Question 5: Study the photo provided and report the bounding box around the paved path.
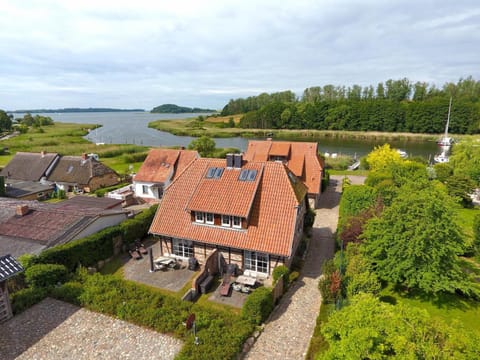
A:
[244,175,344,360]
[0,298,182,360]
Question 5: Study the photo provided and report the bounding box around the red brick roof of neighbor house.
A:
[244,140,324,196]
[149,158,307,257]
[134,149,198,183]
[0,152,59,181]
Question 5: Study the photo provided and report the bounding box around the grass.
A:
[0,123,151,174]
[379,285,480,333]
[305,303,334,360]
[455,207,479,246]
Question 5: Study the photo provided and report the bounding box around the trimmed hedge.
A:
[272,265,290,289]
[94,182,129,197]
[25,263,68,288]
[242,286,274,325]
[28,205,157,271]
[31,226,121,271]
[52,274,254,360]
[120,204,158,244]
[10,287,48,315]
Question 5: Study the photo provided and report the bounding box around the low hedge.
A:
[120,204,158,244]
[94,182,129,197]
[10,287,48,315]
[31,226,122,271]
[52,274,254,360]
[25,263,68,288]
[242,286,274,325]
[272,265,290,289]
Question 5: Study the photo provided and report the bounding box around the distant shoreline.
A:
[9,108,145,114]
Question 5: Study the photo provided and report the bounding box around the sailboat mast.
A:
[445,97,452,138]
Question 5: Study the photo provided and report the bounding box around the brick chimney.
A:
[16,205,30,216]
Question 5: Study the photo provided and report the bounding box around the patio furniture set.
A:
[153,256,181,271]
[128,240,148,260]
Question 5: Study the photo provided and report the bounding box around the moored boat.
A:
[437,97,454,147]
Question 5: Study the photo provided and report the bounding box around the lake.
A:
[13,111,441,159]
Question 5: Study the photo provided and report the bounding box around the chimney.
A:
[41,150,45,158]
[180,146,185,150]
[233,154,243,168]
[16,205,30,216]
[82,153,87,160]
[226,153,234,168]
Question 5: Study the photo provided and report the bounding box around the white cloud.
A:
[0,0,479,110]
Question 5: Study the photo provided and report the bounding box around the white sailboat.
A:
[434,150,449,163]
[437,97,454,147]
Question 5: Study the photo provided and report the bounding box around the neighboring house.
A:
[0,197,128,258]
[243,140,324,208]
[0,151,59,181]
[3,179,55,200]
[0,254,24,323]
[133,148,198,200]
[47,154,119,193]
[149,155,307,278]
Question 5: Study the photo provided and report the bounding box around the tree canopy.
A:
[321,293,480,359]
[188,135,216,157]
[361,184,476,295]
[0,110,13,132]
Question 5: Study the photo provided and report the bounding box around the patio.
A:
[122,240,196,292]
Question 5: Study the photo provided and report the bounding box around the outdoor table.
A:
[154,256,176,270]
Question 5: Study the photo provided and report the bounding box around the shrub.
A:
[272,265,290,288]
[94,182,129,197]
[10,287,48,314]
[474,214,480,253]
[304,207,316,230]
[242,286,274,325]
[25,263,69,288]
[51,281,84,305]
[32,226,122,271]
[120,204,158,244]
[289,271,300,284]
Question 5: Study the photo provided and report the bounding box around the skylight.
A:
[238,169,257,182]
[206,167,224,179]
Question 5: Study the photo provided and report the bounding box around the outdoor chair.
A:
[135,240,148,255]
[129,248,142,260]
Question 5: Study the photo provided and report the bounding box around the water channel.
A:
[14,111,441,159]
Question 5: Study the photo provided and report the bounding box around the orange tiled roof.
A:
[244,140,323,196]
[134,149,198,183]
[187,160,263,218]
[149,159,306,257]
[269,142,290,157]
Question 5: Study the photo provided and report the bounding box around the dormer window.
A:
[205,212,214,224]
[232,216,241,228]
[222,215,230,227]
[195,212,204,223]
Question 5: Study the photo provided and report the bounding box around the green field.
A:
[0,123,150,174]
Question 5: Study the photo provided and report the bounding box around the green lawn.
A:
[455,207,479,246]
[380,286,480,333]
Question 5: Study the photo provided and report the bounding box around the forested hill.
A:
[221,77,480,134]
[151,104,216,113]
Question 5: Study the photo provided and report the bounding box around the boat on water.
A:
[437,97,454,147]
[396,149,408,158]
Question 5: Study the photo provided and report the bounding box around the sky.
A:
[1,0,479,111]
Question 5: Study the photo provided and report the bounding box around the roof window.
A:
[238,169,257,181]
[206,167,224,179]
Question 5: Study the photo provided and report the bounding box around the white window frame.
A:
[232,216,241,229]
[142,185,149,194]
[221,215,231,227]
[244,251,269,275]
[195,211,204,223]
[205,212,214,224]
[172,239,194,258]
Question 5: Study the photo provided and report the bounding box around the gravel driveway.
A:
[0,298,182,360]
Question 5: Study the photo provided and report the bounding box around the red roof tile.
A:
[244,140,323,196]
[269,142,290,157]
[186,160,263,217]
[150,159,307,257]
[134,149,198,183]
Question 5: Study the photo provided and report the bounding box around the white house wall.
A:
[134,182,160,199]
[73,213,127,240]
